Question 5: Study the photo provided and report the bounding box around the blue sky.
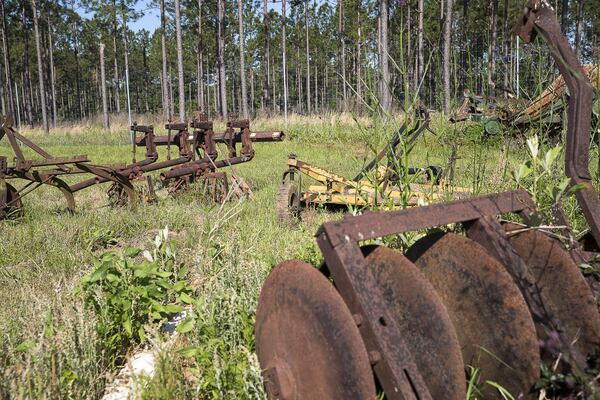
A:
[76,0,285,33]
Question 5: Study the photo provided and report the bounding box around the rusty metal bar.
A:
[353,113,429,182]
[249,131,285,141]
[159,155,252,180]
[317,232,432,400]
[318,190,535,246]
[515,0,600,250]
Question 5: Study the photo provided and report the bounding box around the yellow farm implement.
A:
[276,115,471,222]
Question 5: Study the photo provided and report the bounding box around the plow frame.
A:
[0,114,284,217]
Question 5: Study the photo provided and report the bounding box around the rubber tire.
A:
[276,181,301,224]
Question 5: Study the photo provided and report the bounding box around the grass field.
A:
[0,113,594,399]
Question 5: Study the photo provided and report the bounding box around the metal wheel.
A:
[406,232,540,398]
[255,260,376,400]
[364,246,466,399]
[0,182,22,220]
[503,223,600,358]
[276,181,301,223]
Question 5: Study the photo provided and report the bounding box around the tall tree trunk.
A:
[100,43,109,129]
[488,0,498,96]
[262,0,270,113]
[212,66,218,115]
[31,0,48,133]
[217,0,227,119]
[160,0,170,120]
[339,0,346,108]
[0,78,5,116]
[460,0,467,95]
[418,0,424,98]
[575,0,584,59]
[169,65,175,117]
[121,2,132,125]
[22,5,33,127]
[443,0,453,113]
[561,0,569,34]
[1,0,14,117]
[250,66,255,114]
[112,0,120,113]
[47,12,57,127]
[197,0,204,112]
[281,0,288,123]
[238,0,249,119]
[503,0,509,97]
[174,0,185,121]
[142,39,149,112]
[357,7,362,104]
[305,0,311,114]
[379,0,391,113]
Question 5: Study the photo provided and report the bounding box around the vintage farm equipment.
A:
[0,114,284,219]
[255,1,600,398]
[453,63,599,136]
[276,113,470,222]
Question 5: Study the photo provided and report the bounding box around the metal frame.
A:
[279,114,470,211]
[0,114,284,217]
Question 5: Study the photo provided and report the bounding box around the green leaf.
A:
[133,265,154,278]
[150,311,163,320]
[151,302,167,313]
[156,279,172,289]
[527,135,540,158]
[172,281,188,292]
[125,247,142,258]
[138,327,146,343]
[176,346,200,358]
[179,292,195,304]
[87,263,110,283]
[526,135,539,159]
[164,304,184,313]
[176,318,195,333]
[567,182,587,194]
[485,381,515,400]
[123,318,133,336]
[15,339,35,353]
[512,164,531,183]
[60,370,79,384]
[542,146,562,170]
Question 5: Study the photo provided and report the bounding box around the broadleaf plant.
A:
[79,227,193,367]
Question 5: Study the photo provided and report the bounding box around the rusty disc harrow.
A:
[364,245,466,399]
[255,260,376,399]
[407,232,540,398]
[503,223,600,359]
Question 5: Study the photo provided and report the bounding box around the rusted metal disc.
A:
[504,223,600,358]
[0,182,22,219]
[364,246,466,399]
[407,233,540,398]
[255,260,376,400]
